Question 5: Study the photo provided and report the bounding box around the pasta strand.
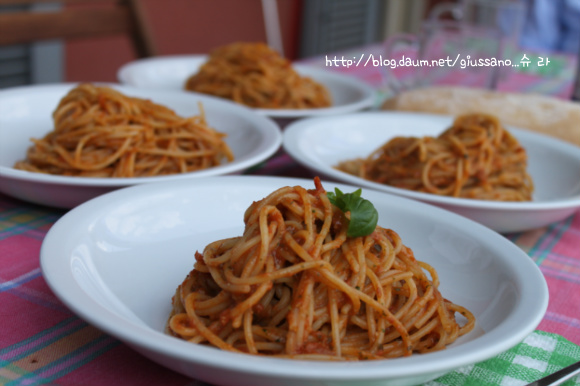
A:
[336,113,533,201]
[14,83,234,177]
[167,178,475,360]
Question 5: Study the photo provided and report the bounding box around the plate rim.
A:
[39,175,549,383]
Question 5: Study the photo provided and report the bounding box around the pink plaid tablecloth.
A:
[1,44,579,386]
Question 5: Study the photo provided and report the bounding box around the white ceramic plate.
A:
[40,175,548,386]
[283,111,580,233]
[0,83,281,208]
[117,55,376,121]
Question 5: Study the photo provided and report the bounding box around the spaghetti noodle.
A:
[14,83,234,177]
[167,177,475,360]
[336,113,534,201]
[184,42,332,109]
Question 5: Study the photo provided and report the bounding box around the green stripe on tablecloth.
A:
[426,331,580,386]
[529,215,574,266]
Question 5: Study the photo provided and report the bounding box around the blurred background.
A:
[0,0,448,88]
[1,0,578,94]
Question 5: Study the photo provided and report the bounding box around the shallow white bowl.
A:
[40,175,548,386]
[283,111,580,233]
[117,55,376,123]
[0,83,282,208]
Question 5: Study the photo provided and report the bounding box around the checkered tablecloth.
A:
[1,44,579,386]
[427,331,580,386]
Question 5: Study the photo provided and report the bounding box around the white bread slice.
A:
[381,86,580,147]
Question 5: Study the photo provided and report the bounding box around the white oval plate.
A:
[117,55,376,120]
[0,83,282,208]
[283,111,580,233]
[40,175,548,386]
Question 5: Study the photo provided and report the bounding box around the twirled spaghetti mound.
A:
[336,113,533,201]
[14,83,234,177]
[184,42,332,109]
[167,178,475,360]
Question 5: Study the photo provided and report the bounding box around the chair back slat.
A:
[0,0,155,57]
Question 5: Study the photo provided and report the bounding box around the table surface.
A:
[1,44,579,386]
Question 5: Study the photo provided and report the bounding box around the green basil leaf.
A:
[327,188,378,237]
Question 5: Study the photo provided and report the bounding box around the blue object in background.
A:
[520,0,580,54]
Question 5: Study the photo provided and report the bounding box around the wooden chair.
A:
[0,0,156,58]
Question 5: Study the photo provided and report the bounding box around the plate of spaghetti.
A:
[40,175,547,386]
[117,43,375,122]
[283,111,580,233]
[0,83,282,208]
